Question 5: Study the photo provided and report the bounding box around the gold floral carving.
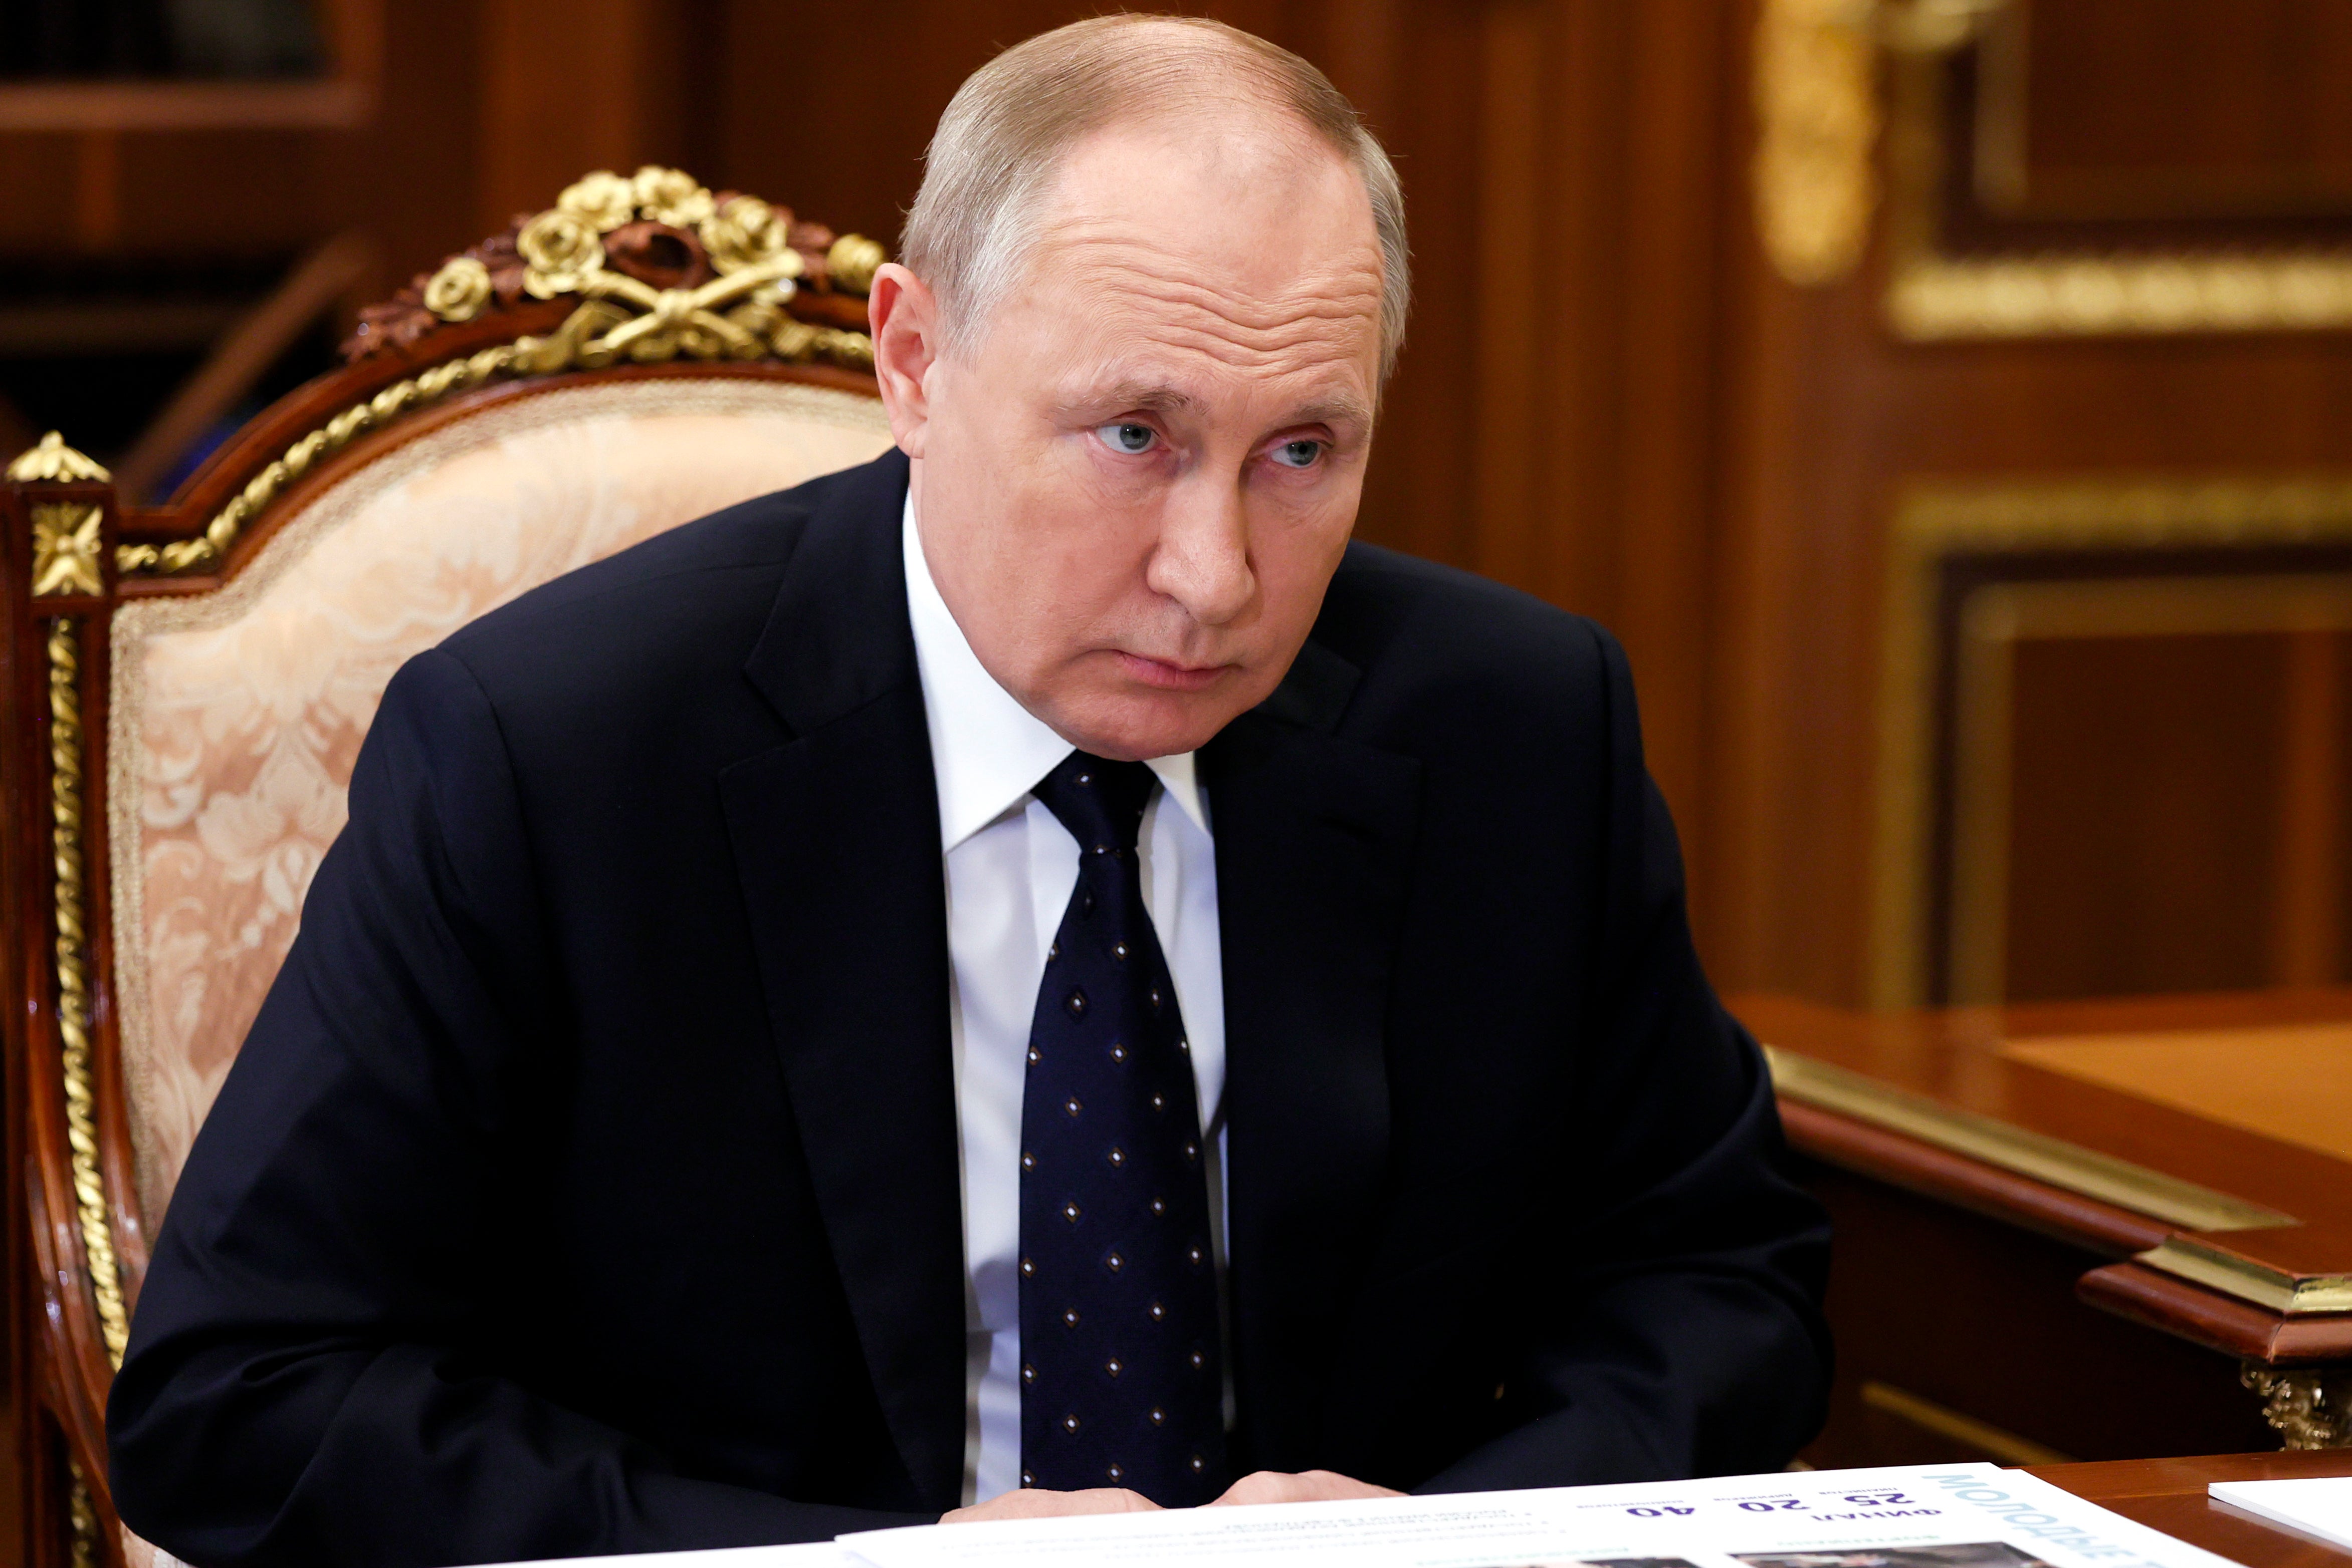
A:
[704,194,792,277]
[518,209,609,300]
[47,620,130,1370]
[423,256,493,323]
[2243,1364,2352,1450]
[120,169,881,577]
[557,169,637,232]
[8,431,111,485]
[32,504,104,597]
[634,164,715,230]
[826,233,887,296]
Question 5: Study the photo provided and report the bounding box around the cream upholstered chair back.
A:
[111,378,892,1222]
[1,168,891,1568]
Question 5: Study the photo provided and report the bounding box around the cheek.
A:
[1249,500,1356,631]
[970,482,1160,658]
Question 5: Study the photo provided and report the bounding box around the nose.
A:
[1145,470,1256,627]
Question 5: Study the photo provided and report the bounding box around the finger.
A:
[1209,1472,1296,1506]
[946,1486,1161,1522]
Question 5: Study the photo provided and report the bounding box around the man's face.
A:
[871,118,1386,761]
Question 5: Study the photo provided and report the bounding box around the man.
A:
[109,16,1830,1566]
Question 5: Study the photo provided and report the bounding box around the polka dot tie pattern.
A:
[1017,751,1226,1505]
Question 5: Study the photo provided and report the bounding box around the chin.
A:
[1053,693,1239,762]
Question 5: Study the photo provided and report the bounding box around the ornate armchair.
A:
[0,168,894,1568]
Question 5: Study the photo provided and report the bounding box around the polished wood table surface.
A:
[2036,1449,2352,1567]
[1733,990,2352,1465]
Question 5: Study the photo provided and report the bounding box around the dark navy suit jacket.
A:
[108,449,1831,1566]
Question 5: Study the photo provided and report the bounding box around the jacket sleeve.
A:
[107,649,933,1567]
[1419,627,1833,1490]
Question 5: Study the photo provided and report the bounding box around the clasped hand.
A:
[942,1470,1401,1523]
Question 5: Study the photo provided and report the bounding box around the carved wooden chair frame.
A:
[0,166,886,1568]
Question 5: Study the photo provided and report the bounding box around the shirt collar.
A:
[903,493,1207,853]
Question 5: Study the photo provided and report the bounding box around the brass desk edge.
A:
[2134,1237,2352,1316]
[1764,1045,2298,1236]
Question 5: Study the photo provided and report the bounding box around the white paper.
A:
[476,1543,860,1568]
[2209,1476,2352,1551]
[839,1463,2244,1568]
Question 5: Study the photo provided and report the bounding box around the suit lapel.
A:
[719,451,966,1510]
[1205,639,1422,1471]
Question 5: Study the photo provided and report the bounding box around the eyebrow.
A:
[1284,396,1375,430]
[1058,379,1373,431]
[1057,379,1203,419]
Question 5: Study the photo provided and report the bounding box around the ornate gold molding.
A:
[32,504,104,597]
[1879,5,2352,337]
[1942,572,2352,1003]
[2243,1365,2352,1450]
[1871,475,2352,1008]
[121,167,879,579]
[1751,0,2009,287]
[1751,0,1880,286]
[47,620,129,1369]
[6,432,109,485]
[1890,251,2352,339]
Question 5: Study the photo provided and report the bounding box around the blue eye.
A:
[1098,422,1156,455]
[1271,439,1324,470]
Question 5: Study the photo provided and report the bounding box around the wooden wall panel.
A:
[11,0,2352,1012]
[477,0,711,234]
[1717,0,2352,1004]
[2003,0,2352,219]
[2004,634,2288,1001]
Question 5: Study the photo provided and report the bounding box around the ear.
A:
[868,262,940,458]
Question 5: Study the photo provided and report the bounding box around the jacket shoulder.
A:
[442,486,807,663]
[1319,540,1618,700]
[433,455,891,715]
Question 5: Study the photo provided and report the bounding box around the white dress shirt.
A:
[900,498,1228,1506]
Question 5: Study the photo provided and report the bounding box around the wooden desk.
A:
[2037,1449,2352,1568]
[1735,992,2352,1467]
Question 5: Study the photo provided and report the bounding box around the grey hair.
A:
[901,14,1410,380]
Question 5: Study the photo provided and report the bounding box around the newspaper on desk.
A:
[476,1463,2244,1568]
[832,1463,2242,1568]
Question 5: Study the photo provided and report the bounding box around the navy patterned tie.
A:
[1018,752,1225,1504]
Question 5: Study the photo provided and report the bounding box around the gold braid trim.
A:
[65,1458,99,1568]
[48,621,129,1369]
[118,343,520,576]
[116,308,876,578]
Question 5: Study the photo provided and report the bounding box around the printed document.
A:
[471,1463,2245,1568]
[840,1462,2241,1567]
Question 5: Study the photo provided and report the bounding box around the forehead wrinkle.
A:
[1045,229,1384,336]
[1063,277,1383,371]
[1130,322,1370,378]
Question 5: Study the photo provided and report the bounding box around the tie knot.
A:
[1030,752,1156,857]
